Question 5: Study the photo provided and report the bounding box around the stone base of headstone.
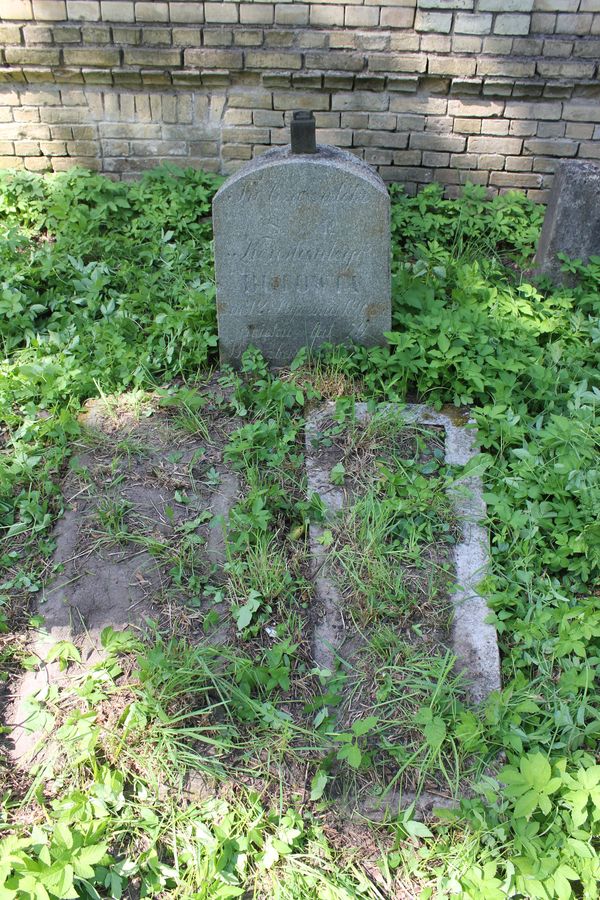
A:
[534,159,600,284]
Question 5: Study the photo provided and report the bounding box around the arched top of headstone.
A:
[214,144,389,206]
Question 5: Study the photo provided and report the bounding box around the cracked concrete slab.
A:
[6,402,241,771]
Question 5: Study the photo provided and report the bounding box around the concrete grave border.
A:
[306,402,501,706]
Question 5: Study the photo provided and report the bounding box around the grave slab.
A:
[306,402,501,705]
[213,143,391,368]
[6,396,240,770]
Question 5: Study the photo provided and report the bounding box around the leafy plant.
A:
[2,169,599,899]
[0,822,115,900]
[332,716,379,770]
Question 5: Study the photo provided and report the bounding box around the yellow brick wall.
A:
[0,0,599,195]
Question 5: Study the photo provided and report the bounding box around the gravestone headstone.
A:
[213,113,391,368]
[535,159,600,284]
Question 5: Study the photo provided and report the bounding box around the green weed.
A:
[1,168,599,899]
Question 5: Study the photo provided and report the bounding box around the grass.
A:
[330,423,455,627]
[0,168,599,899]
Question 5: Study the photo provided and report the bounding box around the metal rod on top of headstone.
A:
[290,110,317,155]
[212,111,391,368]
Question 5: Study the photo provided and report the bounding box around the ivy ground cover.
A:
[0,167,599,899]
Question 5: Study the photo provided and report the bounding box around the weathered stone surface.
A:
[535,159,600,283]
[213,144,391,368]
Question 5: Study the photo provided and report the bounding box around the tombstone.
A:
[535,159,600,284]
[213,111,391,368]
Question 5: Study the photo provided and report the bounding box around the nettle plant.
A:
[444,752,600,899]
[0,819,129,900]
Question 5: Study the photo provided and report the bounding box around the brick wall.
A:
[0,0,599,197]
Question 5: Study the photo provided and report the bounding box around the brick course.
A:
[0,1,599,197]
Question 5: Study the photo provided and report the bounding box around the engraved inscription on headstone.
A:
[213,134,391,367]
